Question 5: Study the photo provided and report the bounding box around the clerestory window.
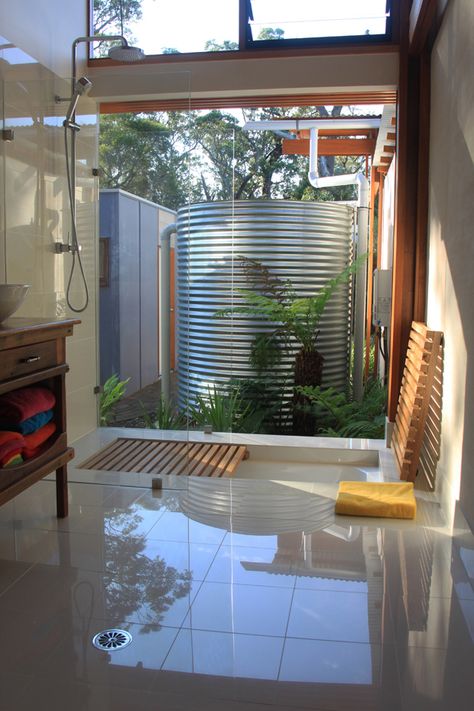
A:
[90,0,394,59]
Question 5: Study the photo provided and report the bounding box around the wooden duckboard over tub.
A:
[78,438,249,478]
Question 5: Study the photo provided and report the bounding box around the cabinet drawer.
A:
[0,340,59,380]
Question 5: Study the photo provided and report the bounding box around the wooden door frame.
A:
[387,0,449,420]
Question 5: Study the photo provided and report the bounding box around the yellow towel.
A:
[335,481,416,520]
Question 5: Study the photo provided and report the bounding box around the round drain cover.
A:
[92,629,132,651]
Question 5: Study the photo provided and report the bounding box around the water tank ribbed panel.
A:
[176,200,354,408]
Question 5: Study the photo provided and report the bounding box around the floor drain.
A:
[92,629,132,651]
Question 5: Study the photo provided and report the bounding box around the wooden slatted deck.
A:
[78,438,249,478]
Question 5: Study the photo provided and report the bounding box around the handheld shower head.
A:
[64,76,92,127]
[74,76,93,96]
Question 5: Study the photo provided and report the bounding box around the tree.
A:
[99,113,195,210]
[257,28,285,40]
[204,39,239,51]
[99,106,367,209]
[93,0,144,35]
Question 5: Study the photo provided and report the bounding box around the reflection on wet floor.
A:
[0,476,472,710]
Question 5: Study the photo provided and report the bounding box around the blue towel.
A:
[0,409,54,435]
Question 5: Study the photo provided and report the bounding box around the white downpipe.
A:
[307,128,368,401]
[159,222,177,402]
[353,174,369,403]
[242,119,377,400]
[308,127,319,183]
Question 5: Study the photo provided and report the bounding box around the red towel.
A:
[0,387,56,424]
[23,422,56,459]
[0,431,24,446]
[0,432,26,464]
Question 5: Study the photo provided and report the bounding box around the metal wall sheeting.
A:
[176,200,354,408]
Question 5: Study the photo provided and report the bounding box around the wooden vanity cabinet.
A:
[0,318,80,517]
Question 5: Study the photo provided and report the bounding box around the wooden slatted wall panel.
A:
[417,344,443,490]
[78,438,248,478]
[392,322,443,483]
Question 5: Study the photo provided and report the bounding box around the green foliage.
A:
[99,105,364,208]
[205,39,239,51]
[187,385,265,433]
[217,254,365,354]
[230,378,292,434]
[100,374,130,425]
[99,113,191,209]
[297,378,387,438]
[93,0,145,44]
[257,28,285,40]
[140,398,186,430]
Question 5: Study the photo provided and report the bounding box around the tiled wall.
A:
[0,39,99,442]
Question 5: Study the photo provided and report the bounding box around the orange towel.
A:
[23,422,56,459]
[0,432,26,465]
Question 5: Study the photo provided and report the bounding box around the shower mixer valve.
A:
[54,242,81,254]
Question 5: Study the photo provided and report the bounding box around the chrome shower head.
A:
[108,41,145,62]
[64,76,93,127]
[74,76,93,96]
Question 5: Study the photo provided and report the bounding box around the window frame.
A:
[88,0,398,64]
[242,0,395,50]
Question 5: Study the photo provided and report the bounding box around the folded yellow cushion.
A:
[335,481,416,519]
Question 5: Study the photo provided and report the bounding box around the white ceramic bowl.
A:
[0,284,30,324]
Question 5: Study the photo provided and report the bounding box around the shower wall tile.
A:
[1,38,99,441]
[67,384,98,445]
[66,336,98,392]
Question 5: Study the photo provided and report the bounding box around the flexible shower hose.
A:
[63,125,89,313]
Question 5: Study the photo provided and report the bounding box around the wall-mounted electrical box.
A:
[373,269,392,327]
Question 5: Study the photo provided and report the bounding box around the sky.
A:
[129,0,388,55]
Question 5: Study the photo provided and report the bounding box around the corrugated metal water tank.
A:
[176,200,354,408]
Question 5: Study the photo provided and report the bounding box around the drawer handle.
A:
[21,356,41,364]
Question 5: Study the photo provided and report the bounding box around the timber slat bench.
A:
[79,438,249,477]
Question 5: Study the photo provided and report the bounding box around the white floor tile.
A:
[163,628,284,679]
[205,544,296,587]
[280,637,374,684]
[146,510,227,545]
[0,462,471,711]
[183,581,294,636]
[398,644,474,711]
[287,588,371,643]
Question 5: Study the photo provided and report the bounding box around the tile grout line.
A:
[0,560,36,600]
[276,560,299,681]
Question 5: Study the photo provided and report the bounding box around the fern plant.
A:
[99,374,130,425]
[218,254,365,355]
[216,254,366,435]
[140,398,186,430]
[188,384,265,433]
[297,377,387,439]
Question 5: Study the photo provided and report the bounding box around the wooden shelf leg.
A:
[56,464,68,518]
